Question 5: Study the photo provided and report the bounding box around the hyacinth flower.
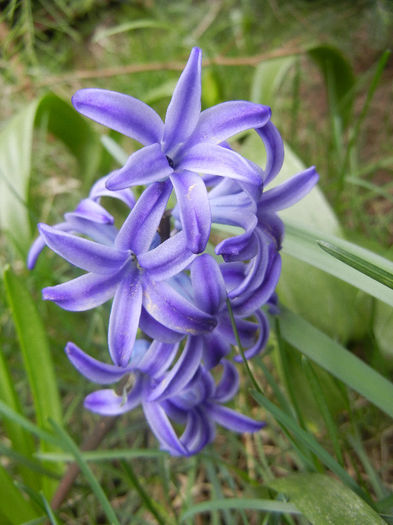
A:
[39,180,215,367]
[27,174,135,269]
[71,47,272,253]
[184,254,270,368]
[66,341,263,456]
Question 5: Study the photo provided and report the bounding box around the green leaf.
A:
[92,19,170,42]
[0,99,40,252]
[180,499,300,522]
[270,473,384,525]
[0,338,38,487]
[277,309,393,420]
[0,93,101,254]
[0,465,39,523]
[250,56,296,108]
[3,266,63,495]
[318,240,393,290]
[49,420,121,525]
[252,391,362,495]
[308,45,355,128]
[283,223,393,308]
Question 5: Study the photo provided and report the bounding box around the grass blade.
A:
[318,240,393,290]
[49,419,120,525]
[252,391,364,498]
[4,266,63,495]
[180,499,300,522]
[0,464,39,523]
[278,309,393,419]
[282,221,393,307]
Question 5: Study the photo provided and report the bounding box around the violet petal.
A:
[72,88,164,145]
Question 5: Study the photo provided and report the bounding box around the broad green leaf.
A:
[283,222,393,308]
[373,301,393,362]
[278,309,393,420]
[251,56,296,108]
[0,93,101,255]
[180,499,300,522]
[0,99,40,252]
[0,465,39,523]
[270,473,384,525]
[4,266,63,496]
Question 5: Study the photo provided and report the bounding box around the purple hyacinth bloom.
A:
[40,180,216,367]
[27,174,135,270]
[71,48,271,253]
[66,341,263,456]
[189,254,270,368]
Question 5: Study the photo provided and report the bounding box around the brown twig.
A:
[51,416,119,510]
[14,44,304,93]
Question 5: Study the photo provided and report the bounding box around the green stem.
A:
[225,298,263,394]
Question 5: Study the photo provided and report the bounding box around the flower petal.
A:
[162,47,202,156]
[202,332,230,369]
[260,166,319,211]
[72,88,164,145]
[181,408,215,455]
[178,143,263,185]
[232,251,281,316]
[89,175,136,208]
[106,143,173,190]
[143,277,216,336]
[108,270,143,366]
[143,402,189,456]
[115,180,172,254]
[139,308,185,343]
[138,231,196,281]
[137,340,180,377]
[212,360,239,402]
[190,254,226,315]
[43,271,120,311]
[171,170,211,253]
[69,199,114,224]
[191,101,271,145]
[256,121,284,185]
[65,341,131,384]
[233,310,269,362]
[148,337,203,401]
[28,222,70,269]
[38,224,128,274]
[206,402,264,433]
[84,377,143,416]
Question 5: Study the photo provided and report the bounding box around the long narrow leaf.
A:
[252,391,364,497]
[4,267,62,426]
[0,464,39,523]
[49,420,121,525]
[0,341,38,487]
[278,309,393,419]
[180,499,300,522]
[2,268,62,495]
[318,240,393,290]
[282,221,393,307]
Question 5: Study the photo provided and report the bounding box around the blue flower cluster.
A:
[29,48,318,456]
